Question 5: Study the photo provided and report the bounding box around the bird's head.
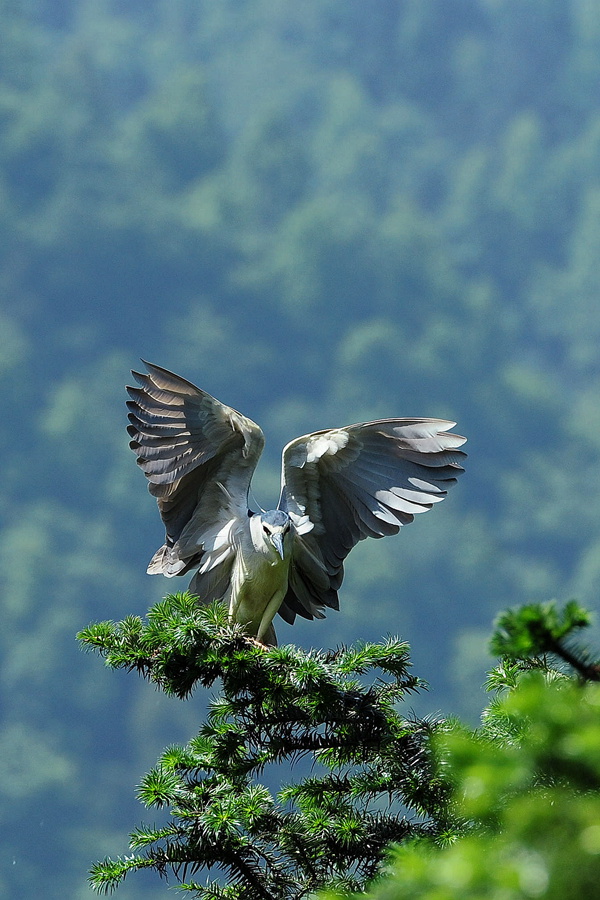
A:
[255,509,292,560]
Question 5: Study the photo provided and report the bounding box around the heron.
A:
[127,362,466,646]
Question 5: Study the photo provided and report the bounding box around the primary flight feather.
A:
[127,362,466,646]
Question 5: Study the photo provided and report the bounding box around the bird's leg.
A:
[255,594,283,646]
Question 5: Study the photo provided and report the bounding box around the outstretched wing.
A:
[127,362,264,591]
[277,418,466,624]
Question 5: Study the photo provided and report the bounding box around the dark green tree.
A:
[79,593,454,898]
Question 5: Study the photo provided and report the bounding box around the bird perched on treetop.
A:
[127,363,466,646]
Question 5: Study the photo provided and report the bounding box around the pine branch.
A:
[490,600,600,681]
[543,634,600,681]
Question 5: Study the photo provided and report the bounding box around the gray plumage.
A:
[127,362,467,646]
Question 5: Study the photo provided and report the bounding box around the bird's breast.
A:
[229,550,290,635]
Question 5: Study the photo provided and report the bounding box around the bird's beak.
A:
[272,533,285,560]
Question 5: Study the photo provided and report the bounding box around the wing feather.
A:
[278,417,466,623]
[127,362,264,584]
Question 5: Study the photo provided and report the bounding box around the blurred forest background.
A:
[2,0,600,896]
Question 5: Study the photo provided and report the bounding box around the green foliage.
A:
[79,594,452,898]
[330,677,600,900]
[490,599,592,662]
[323,601,600,900]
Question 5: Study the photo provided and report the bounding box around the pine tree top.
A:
[79,593,453,898]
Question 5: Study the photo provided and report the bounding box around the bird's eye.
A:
[263,524,270,534]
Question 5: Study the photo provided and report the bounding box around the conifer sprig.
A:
[489,600,600,683]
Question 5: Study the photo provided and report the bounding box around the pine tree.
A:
[79,593,454,898]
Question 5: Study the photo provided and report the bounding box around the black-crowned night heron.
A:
[127,363,467,646]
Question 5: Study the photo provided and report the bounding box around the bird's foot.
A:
[246,636,270,650]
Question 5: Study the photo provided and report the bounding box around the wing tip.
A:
[129,360,203,396]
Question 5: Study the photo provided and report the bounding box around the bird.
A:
[127,362,467,646]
